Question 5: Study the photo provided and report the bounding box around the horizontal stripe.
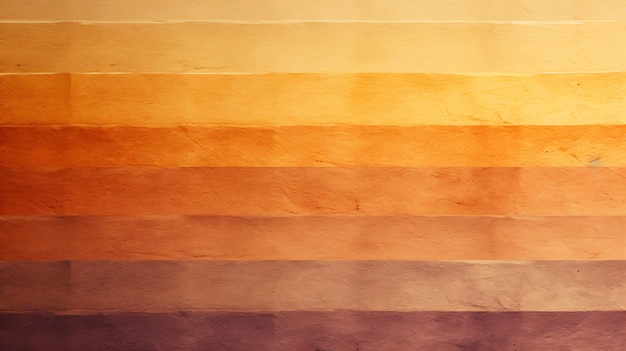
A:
[3,0,626,21]
[2,125,625,167]
[2,22,626,73]
[4,73,626,125]
[1,312,624,351]
[2,216,625,260]
[2,167,626,216]
[1,261,625,312]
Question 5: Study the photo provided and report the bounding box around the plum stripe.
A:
[1,311,625,351]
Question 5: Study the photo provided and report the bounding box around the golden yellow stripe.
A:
[1,126,625,167]
[2,73,626,125]
[2,22,626,73]
[2,0,626,21]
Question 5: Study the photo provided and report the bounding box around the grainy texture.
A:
[3,167,626,216]
[0,261,71,311]
[3,0,626,20]
[4,73,626,125]
[2,216,625,260]
[1,312,625,351]
[3,22,626,73]
[2,261,625,312]
[0,74,70,124]
[3,125,626,167]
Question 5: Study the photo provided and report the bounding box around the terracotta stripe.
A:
[2,261,625,312]
[2,167,626,216]
[4,73,626,125]
[2,216,625,261]
[2,312,625,351]
[3,0,626,21]
[1,125,624,167]
[2,22,626,73]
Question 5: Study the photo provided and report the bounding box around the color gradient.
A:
[1,1,625,349]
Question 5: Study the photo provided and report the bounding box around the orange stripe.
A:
[2,167,626,216]
[1,125,623,167]
[2,216,624,260]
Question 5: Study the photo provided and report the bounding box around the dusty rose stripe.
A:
[1,215,625,260]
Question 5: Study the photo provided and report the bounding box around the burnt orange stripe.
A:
[2,167,626,216]
[1,216,625,260]
[3,73,626,125]
[1,125,624,167]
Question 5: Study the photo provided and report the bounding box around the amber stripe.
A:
[3,73,626,125]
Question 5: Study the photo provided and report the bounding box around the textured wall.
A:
[1,1,626,350]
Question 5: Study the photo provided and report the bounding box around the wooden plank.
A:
[1,216,625,260]
[4,73,625,125]
[3,167,626,216]
[3,0,626,21]
[2,22,626,73]
[2,311,625,351]
[2,261,625,312]
[2,125,626,167]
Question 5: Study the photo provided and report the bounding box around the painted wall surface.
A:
[1,1,625,350]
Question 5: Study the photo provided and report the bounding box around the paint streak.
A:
[2,261,625,312]
[1,216,625,260]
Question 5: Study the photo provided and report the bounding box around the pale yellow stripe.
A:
[2,0,626,21]
[2,22,626,73]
